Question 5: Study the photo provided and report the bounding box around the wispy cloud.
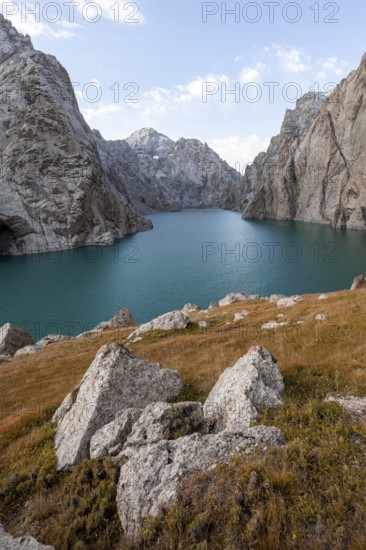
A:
[212,135,270,170]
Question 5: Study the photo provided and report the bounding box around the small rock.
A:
[318,293,329,300]
[15,334,69,356]
[351,275,366,290]
[315,314,327,321]
[128,310,189,340]
[262,321,288,330]
[277,296,304,308]
[270,294,286,303]
[325,395,366,420]
[234,311,250,322]
[198,321,209,328]
[0,323,34,356]
[181,303,200,314]
[208,302,218,309]
[203,347,284,432]
[0,523,54,549]
[94,308,136,331]
[218,293,259,307]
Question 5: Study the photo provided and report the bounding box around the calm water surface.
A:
[1,209,366,339]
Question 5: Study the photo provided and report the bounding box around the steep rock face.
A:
[0,15,151,255]
[98,128,241,213]
[232,92,325,219]
[238,54,366,229]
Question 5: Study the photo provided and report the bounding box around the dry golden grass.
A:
[1,288,366,548]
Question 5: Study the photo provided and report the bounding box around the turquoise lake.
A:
[1,208,366,339]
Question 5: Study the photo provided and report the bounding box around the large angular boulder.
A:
[0,323,34,356]
[351,275,366,290]
[0,524,54,549]
[128,310,189,340]
[117,426,285,538]
[90,408,143,459]
[203,347,284,432]
[54,344,184,470]
[94,308,136,331]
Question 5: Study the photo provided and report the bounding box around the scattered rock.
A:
[54,344,184,470]
[198,321,209,328]
[0,523,54,549]
[124,402,205,448]
[208,302,218,309]
[90,408,143,459]
[75,329,103,340]
[15,334,69,356]
[94,308,136,331]
[181,303,200,315]
[297,320,305,325]
[218,293,259,307]
[203,347,284,432]
[277,296,304,308]
[315,314,327,321]
[117,426,285,538]
[270,294,286,303]
[318,293,329,300]
[262,321,288,330]
[234,311,250,322]
[325,395,366,420]
[0,324,34,356]
[0,353,11,364]
[128,310,189,340]
[351,275,366,290]
[276,314,285,318]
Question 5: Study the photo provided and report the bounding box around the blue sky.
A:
[4,0,366,169]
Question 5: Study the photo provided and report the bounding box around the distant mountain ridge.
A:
[96,128,241,213]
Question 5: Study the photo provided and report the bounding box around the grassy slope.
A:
[1,289,366,548]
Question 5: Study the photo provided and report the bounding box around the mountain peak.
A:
[0,15,33,64]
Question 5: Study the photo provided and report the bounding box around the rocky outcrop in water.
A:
[0,15,151,255]
[233,54,366,229]
[97,128,241,213]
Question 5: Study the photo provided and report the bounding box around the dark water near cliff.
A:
[1,209,366,339]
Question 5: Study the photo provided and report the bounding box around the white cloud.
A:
[176,74,230,103]
[5,8,80,39]
[82,103,122,123]
[239,62,266,84]
[321,56,348,76]
[211,135,270,169]
[272,45,311,73]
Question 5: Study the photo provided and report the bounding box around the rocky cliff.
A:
[98,128,241,213]
[236,54,366,229]
[0,15,151,255]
